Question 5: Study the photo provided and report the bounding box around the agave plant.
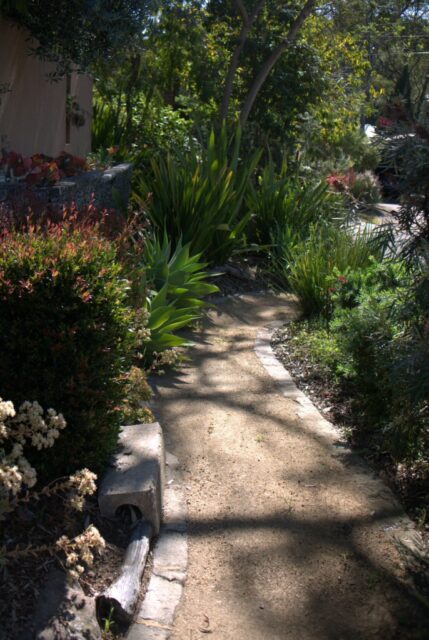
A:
[142,233,219,359]
[144,234,219,308]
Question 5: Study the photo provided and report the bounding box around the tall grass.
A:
[133,128,260,264]
[246,157,343,247]
[281,224,385,316]
[92,99,127,151]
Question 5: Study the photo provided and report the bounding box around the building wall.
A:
[0,18,92,158]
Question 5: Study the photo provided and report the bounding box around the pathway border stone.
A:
[255,321,428,568]
[127,451,188,640]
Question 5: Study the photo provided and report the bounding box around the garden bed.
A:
[0,494,157,639]
[271,323,429,595]
[0,162,132,214]
[0,494,127,639]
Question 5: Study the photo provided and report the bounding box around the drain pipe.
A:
[96,518,153,625]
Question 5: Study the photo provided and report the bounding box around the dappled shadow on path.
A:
[177,509,427,640]
[150,294,428,639]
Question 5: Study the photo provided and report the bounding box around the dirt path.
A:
[151,293,427,640]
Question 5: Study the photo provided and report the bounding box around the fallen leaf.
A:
[199,614,212,633]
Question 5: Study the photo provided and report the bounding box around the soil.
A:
[150,292,428,640]
[208,256,271,298]
[0,494,130,640]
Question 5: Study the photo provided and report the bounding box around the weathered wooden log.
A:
[96,520,153,626]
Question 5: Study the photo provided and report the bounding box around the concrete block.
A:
[162,486,187,532]
[153,531,187,584]
[98,423,165,534]
[136,575,183,627]
[127,624,170,640]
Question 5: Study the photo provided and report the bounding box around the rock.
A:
[34,569,101,640]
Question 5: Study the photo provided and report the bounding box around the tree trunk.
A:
[240,0,317,125]
[125,54,141,144]
[220,0,266,122]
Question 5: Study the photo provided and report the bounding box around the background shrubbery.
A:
[133,129,260,265]
[284,258,429,467]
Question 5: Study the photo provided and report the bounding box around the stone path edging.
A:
[127,451,188,640]
[254,322,429,562]
[254,321,428,568]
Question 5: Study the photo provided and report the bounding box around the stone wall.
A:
[0,164,133,214]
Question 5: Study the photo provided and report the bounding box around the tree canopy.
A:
[0,0,155,76]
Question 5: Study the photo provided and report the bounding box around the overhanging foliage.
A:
[0,0,155,76]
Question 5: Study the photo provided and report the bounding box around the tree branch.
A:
[234,0,250,25]
[239,0,317,125]
[220,0,266,122]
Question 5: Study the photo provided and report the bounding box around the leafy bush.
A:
[288,258,429,464]
[326,169,382,207]
[349,171,382,204]
[328,262,429,462]
[120,366,153,426]
[0,222,135,477]
[133,103,198,157]
[283,224,385,316]
[133,128,260,264]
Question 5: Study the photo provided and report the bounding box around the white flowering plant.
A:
[0,397,105,580]
[0,398,66,505]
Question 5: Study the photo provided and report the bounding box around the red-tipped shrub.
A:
[0,220,135,477]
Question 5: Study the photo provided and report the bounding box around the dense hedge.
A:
[0,222,135,477]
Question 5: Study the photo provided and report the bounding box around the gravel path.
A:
[151,293,427,640]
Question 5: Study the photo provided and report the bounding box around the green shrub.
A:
[349,171,382,205]
[326,169,382,208]
[120,366,154,426]
[133,128,260,264]
[246,158,342,247]
[283,224,384,316]
[328,266,428,461]
[0,222,135,477]
[291,258,429,464]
